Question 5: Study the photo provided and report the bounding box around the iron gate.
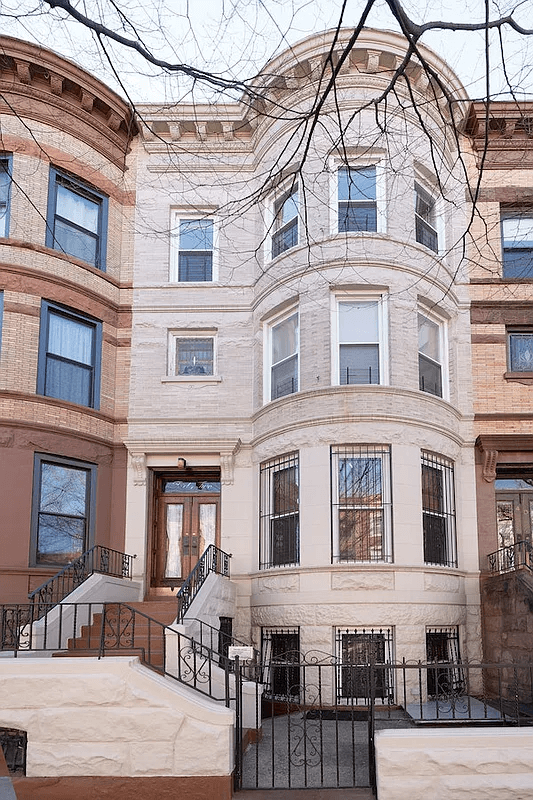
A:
[234,653,382,792]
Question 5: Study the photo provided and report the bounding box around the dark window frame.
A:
[37,300,102,410]
[507,329,533,373]
[261,627,301,700]
[415,182,438,253]
[30,453,97,567]
[421,451,457,568]
[426,627,463,699]
[331,444,393,563]
[46,167,108,271]
[0,153,13,239]
[259,452,299,569]
[335,627,394,703]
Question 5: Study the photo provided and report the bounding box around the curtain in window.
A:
[165,503,183,578]
[45,312,94,406]
[57,184,99,232]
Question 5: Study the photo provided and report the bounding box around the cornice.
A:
[0,36,138,170]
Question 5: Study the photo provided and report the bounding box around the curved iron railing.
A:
[28,545,136,616]
[488,540,533,574]
[177,544,231,622]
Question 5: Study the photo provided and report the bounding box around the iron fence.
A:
[177,544,231,622]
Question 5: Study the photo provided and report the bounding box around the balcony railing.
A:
[28,545,136,616]
[488,540,533,574]
[177,544,231,623]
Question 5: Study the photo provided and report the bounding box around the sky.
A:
[0,0,532,104]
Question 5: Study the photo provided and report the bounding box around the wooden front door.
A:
[153,474,220,587]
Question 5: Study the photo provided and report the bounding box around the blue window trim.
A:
[46,166,108,271]
[30,452,97,567]
[37,300,103,410]
[0,153,13,239]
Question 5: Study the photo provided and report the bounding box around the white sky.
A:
[0,0,532,104]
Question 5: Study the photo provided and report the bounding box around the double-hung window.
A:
[37,301,102,409]
[418,311,446,398]
[508,331,533,373]
[335,627,394,703]
[0,154,12,238]
[259,452,299,569]
[421,451,457,567]
[331,445,392,563]
[31,453,96,566]
[338,166,377,232]
[501,207,533,278]
[335,297,387,385]
[415,183,438,253]
[46,168,108,270]
[267,310,299,400]
[174,217,214,281]
[272,184,298,258]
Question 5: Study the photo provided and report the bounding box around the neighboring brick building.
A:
[0,36,137,601]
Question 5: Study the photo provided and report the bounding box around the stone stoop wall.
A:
[481,569,533,664]
[0,656,234,800]
[375,728,533,800]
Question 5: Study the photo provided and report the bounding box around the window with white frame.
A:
[501,207,533,278]
[173,216,215,281]
[267,310,299,400]
[415,182,438,253]
[272,183,298,258]
[46,167,108,270]
[338,166,377,232]
[421,451,457,567]
[508,330,533,373]
[426,627,463,699]
[37,301,102,409]
[259,452,299,569]
[331,445,392,563]
[334,297,387,385]
[30,453,96,566]
[335,627,394,703]
[418,311,446,398]
[0,154,12,238]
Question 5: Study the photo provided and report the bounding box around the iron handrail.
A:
[487,540,533,574]
[177,544,231,622]
[28,545,136,616]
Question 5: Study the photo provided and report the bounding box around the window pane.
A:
[36,515,86,564]
[260,453,299,569]
[57,183,99,233]
[509,333,533,371]
[178,252,213,281]
[45,358,92,406]
[422,464,443,514]
[415,185,435,223]
[0,159,10,238]
[502,215,533,248]
[339,457,382,503]
[419,354,442,396]
[179,219,213,250]
[338,167,376,201]
[54,219,97,266]
[418,314,440,361]
[271,354,298,398]
[339,302,378,342]
[272,314,298,363]
[40,462,87,516]
[275,189,298,226]
[273,466,298,514]
[272,219,298,257]
[338,202,377,232]
[176,338,213,375]
[340,344,379,385]
[48,312,94,364]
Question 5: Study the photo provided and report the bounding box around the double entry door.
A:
[153,473,220,587]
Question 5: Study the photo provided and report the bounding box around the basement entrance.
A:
[151,469,220,589]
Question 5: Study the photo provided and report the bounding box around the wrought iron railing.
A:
[177,544,231,622]
[488,540,533,574]
[0,601,254,703]
[28,545,136,616]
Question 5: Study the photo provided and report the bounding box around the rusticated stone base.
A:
[12,775,232,800]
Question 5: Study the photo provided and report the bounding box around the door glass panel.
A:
[165,503,183,577]
[163,479,220,494]
[199,503,217,550]
[496,500,514,549]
